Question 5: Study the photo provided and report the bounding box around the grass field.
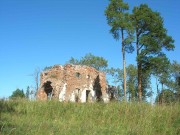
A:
[0,100,180,135]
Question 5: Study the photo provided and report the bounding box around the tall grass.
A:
[0,100,179,135]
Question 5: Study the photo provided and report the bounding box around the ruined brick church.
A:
[37,64,111,103]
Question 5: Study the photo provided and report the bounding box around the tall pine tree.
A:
[131,4,174,101]
[105,0,134,99]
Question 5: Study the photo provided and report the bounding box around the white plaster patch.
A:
[80,80,96,103]
[103,94,110,103]
[80,89,87,103]
[59,83,67,102]
[70,91,76,102]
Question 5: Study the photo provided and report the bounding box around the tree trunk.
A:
[34,68,40,97]
[156,77,160,104]
[162,83,164,91]
[162,82,164,104]
[136,28,142,102]
[122,29,127,100]
[138,63,142,101]
[35,72,39,94]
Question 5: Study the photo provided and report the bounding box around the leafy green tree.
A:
[126,64,137,101]
[154,60,180,104]
[125,64,151,101]
[155,89,176,104]
[68,57,79,65]
[170,61,180,102]
[131,4,174,101]
[151,57,171,103]
[106,64,151,101]
[106,67,124,100]
[105,0,134,99]
[10,88,25,99]
[67,53,108,71]
[141,71,152,101]
[106,67,123,85]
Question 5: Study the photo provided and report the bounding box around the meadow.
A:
[0,100,179,135]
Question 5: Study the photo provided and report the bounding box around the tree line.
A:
[67,53,180,103]
[9,52,180,104]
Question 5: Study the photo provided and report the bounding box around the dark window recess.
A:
[75,88,80,102]
[86,90,91,102]
[75,72,81,78]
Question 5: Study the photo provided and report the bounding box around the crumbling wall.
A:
[37,64,109,102]
[37,65,64,100]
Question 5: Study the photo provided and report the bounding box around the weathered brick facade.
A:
[37,64,110,102]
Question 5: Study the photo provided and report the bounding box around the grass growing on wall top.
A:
[0,100,180,135]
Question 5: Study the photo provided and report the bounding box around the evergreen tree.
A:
[131,4,174,101]
[105,0,134,99]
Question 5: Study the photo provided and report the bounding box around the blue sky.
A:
[0,0,179,98]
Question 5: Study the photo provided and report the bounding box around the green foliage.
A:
[105,0,134,47]
[131,4,174,101]
[67,53,108,71]
[106,67,124,99]
[106,64,151,101]
[154,61,180,103]
[68,57,79,65]
[105,0,135,99]
[169,61,180,102]
[1,100,179,135]
[9,88,25,99]
[106,67,123,84]
[132,4,174,71]
[156,89,176,104]
[43,53,108,71]
[126,64,138,100]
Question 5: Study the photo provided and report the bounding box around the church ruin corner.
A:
[37,64,110,103]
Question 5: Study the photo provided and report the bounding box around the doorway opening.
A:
[43,81,53,100]
[75,88,80,102]
[86,90,91,102]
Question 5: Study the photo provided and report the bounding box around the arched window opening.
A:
[75,72,81,78]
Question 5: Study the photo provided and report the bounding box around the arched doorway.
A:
[43,81,53,100]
